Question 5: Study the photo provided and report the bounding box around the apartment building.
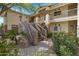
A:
[30,3,77,36]
[0,3,78,37]
[0,9,30,31]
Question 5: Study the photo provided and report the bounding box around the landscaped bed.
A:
[0,29,19,56]
[51,32,77,56]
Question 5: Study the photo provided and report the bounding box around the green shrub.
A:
[0,29,19,56]
[0,39,19,56]
[52,32,77,56]
[47,31,52,38]
[76,38,79,45]
[3,29,18,39]
[19,31,27,36]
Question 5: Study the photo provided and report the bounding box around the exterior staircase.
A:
[18,21,47,46]
[31,23,47,41]
[18,21,38,45]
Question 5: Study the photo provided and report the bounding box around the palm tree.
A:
[0,3,14,15]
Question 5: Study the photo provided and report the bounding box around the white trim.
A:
[50,16,77,22]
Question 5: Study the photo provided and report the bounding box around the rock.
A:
[18,39,56,56]
[37,39,52,53]
[16,35,29,48]
[15,35,23,40]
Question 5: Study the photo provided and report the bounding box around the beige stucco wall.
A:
[4,10,28,30]
[49,21,69,33]
[50,5,69,20]
[49,20,77,34]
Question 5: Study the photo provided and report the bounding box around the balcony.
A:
[50,8,77,20]
[68,8,77,16]
[34,8,77,23]
[34,16,45,23]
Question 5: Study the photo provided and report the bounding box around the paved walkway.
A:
[17,39,56,56]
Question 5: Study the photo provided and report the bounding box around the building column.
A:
[45,13,50,30]
[3,12,8,32]
[4,17,7,32]
[77,3,79,38]
[35,16,39,23]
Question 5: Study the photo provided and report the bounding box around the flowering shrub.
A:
[0,29,19,56]
[0,39,19,56]
[52,32,77,56]
[3,29,18,39]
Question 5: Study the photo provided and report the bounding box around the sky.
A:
[11,3,53,15]
[0,16,3,25]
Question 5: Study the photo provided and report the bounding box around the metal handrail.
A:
[50,8,77,20]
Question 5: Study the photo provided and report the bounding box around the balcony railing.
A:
[68,8,77,16]
[34,8,77,23]
[50,8,77,20]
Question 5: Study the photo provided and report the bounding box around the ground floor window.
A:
[54,24,58,31]
[54,24,61,31]
[11,25,18,30]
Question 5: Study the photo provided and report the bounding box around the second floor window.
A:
[54,11,61,16]
[11,25,18,30]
